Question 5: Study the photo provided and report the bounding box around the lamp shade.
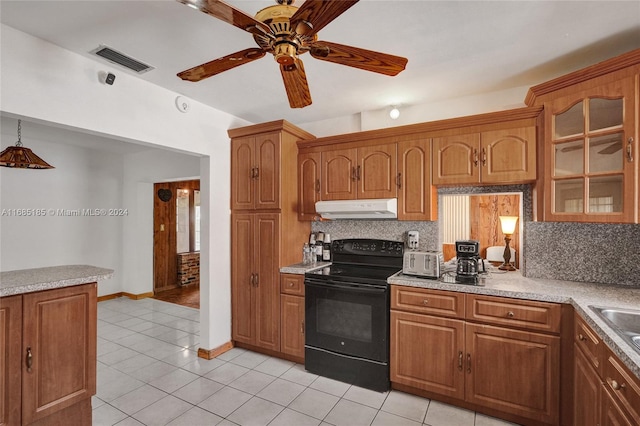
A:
[499,216,518,235]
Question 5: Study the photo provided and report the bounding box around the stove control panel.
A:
[333,239,404,257]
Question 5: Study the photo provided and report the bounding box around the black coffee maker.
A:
[455,240,484,284]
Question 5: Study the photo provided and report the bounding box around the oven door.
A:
[304,276,389,362]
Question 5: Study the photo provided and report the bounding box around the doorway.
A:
[153,179,200,308]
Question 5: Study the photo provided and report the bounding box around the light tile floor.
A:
[94,297,520,426]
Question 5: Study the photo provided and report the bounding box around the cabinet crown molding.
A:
[228,119,315,140]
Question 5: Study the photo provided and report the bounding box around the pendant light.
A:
[0,120,54,169]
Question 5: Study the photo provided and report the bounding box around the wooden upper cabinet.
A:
[397,137,437,221]
[321,143,397,201]
[432,133,480,185]
[432,127,536,185]
[482,127,536,183]
[321,147,357,201]
[298,152,321,220]
[231,132,281,210]
[542,77,636,223]
[358,143,397,199]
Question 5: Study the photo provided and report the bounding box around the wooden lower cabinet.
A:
[390,311,464,399]
[390,286,561,425]
[280,295,305,359]
[574,344,602,426]
[231,213,280,352]
[1,284,97,426]
[465,323,559,424]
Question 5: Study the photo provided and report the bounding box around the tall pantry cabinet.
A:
[229,120,314,353]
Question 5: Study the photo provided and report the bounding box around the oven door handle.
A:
[304,278,387,293]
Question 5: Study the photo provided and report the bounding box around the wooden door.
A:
[22,284,96,425]
[574,344,601,426]
[465,323,560,425]
[254,132,281,210]
[321,148,357,200]
[0,295,21,426]
[280,295,304,359]
[481,126,536,184]
[298,152,321,221]
[432,134,480,185]
[468,194,520,267]
[397,137,436,221]
[153,180,200,293]
[357,143,397,199]
[390,311,465,399]
[231,136,255,210]
[254,213,280,351]
[231,213,254,345]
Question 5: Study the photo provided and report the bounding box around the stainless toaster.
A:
[402,251,444,279]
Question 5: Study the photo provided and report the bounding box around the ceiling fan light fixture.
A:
[0,120,54,169]
[274,41,298,65]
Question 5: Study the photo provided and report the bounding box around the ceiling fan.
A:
[176,0,408,108]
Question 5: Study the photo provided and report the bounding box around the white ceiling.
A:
[1,1,639,126]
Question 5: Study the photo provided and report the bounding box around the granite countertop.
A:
[0,265,114,297]
[280,261,331,274]
[389,268,640,380]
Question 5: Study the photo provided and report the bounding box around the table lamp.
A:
[498,216,518,271]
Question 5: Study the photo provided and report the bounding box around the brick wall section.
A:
[177,252,200,286]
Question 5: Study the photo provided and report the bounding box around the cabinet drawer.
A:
[280,274,304,296]
[391,286,464,318]
[465,295,561,333]
[575,313,604,376]
[603,346,640,422]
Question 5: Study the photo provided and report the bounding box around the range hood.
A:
[315,198,397,220]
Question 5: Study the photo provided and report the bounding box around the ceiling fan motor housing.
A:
[254,4,304,65]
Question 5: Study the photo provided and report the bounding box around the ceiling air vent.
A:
[90,45,154,74]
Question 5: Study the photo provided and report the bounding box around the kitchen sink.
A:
[590,306,640,354]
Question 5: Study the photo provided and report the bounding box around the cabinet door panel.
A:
[432,134,479,185]
[0,295,21,426]
[255,133,281,210]
[280,295,304,359]
[231,214,255,344]
[322,148,357,200]
[574,344,601,426]
[22,284,96,425]
[298,152,321,220]
[465,323,559,424]
[602,387,635,426]
[255,214,280,351]
[482,127,536,183]
[231,137,255,210]
[397,139,435,220]
[358,144,397,199]
[390,311,465,399]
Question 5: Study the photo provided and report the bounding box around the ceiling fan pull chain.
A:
[627,137,634,162]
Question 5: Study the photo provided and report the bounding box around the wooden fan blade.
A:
[178,48,266,82]
[280,60,312,108]
[290,0,359,37]
[598,142,622,155]
[177,0,272,37]
[310,41,407,76]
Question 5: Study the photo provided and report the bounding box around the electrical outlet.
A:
[407,230,419,250]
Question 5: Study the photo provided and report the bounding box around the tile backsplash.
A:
[310,184,640,287]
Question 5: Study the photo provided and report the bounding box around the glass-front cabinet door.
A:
[545,77,636,223]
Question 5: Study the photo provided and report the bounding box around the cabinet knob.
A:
[467,353,472,373]
[315,179,320,193]
[507,311,515,318]
[473,149,479,167]
[609,378,626,391]
[289,282,294,287]
[481,148,487,166]
[578,333,586,341]
[422,299,429,305]
[396,172,402,189]
[458,351,463,371]
[627,137,634,162]
[301,321,305,334]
